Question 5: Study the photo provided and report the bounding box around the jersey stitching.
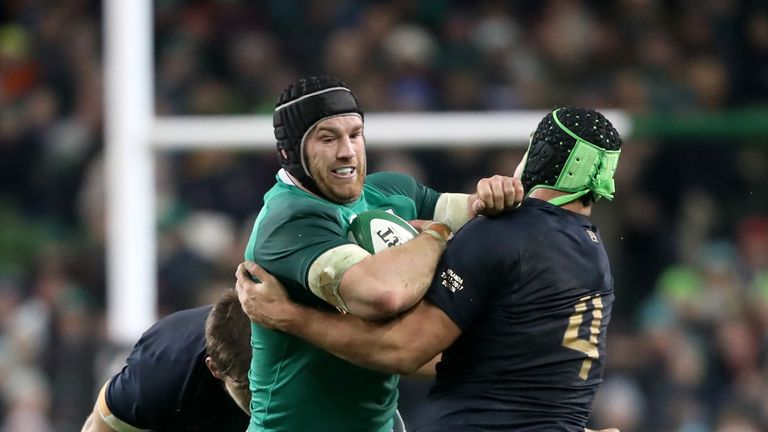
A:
[255,337,289,428]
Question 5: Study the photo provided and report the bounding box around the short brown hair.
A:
[205,289,251,389]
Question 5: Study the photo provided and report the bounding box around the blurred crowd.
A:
[0,0,766,431]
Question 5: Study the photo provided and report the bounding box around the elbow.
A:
[340,259,420,320]
[359,289,411,320]
[342,274,412,320]
[387,350,427,375]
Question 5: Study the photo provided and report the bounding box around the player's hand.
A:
[468,175,524,216]
[235,261,295,330]
[408,219,431,232]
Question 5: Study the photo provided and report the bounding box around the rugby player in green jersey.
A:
[243,75,523,431]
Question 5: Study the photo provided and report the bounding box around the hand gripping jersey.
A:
[420,198,614,431]
[243,170,440,432]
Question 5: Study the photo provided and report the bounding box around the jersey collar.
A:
[277,168,296,186]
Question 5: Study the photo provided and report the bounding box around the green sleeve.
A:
[247,199,351,302]
[366,172,441,219]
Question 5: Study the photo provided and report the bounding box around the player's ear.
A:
[205,356,223,380]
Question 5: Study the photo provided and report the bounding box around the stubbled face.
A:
[304,115,366,203]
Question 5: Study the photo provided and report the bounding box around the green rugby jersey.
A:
[244,170,441,432]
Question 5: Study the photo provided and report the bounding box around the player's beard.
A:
[311,156,366,204]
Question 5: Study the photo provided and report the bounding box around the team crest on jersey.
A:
[440,268,465,293]
[585,229,599,243]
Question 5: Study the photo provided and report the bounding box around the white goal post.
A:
[104,0,630,344]
[151,111,630,149]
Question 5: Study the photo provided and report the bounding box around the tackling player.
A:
[239,107,622,431]
[80,290,250,432]
[243,75,524,431]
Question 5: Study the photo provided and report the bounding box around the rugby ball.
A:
[348,210,418,254]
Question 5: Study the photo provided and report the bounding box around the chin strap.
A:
[547,189,592,207]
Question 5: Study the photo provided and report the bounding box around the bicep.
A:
[336,231,448,319]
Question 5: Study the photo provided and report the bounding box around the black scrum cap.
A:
[273,75,363,196]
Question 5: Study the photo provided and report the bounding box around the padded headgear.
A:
[273,75,364,196]
[522,107,622,206]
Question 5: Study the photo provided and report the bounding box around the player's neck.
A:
[528,189,592,216]
[285,171,310,193]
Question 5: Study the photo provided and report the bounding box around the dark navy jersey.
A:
[421,198,614,431]
[106,306,249,432]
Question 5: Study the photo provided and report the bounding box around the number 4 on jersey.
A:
[562,295,604,380]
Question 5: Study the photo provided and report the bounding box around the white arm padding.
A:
[307,244,371,313]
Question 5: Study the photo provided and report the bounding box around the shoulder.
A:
[262,191,340,224]
[448,208,537,260]
[494,199,559,235]
[255,196,345,249]
[463,199,589,262]
[367,171,416,183]
[366,171,440,205]
[125,306,209,387]
[455,210,529,239]
[138,306,210,349]
[366,171,422,192]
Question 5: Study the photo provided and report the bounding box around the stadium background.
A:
[0,0,767,430]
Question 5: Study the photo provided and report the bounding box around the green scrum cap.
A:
[523,108,622,207]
